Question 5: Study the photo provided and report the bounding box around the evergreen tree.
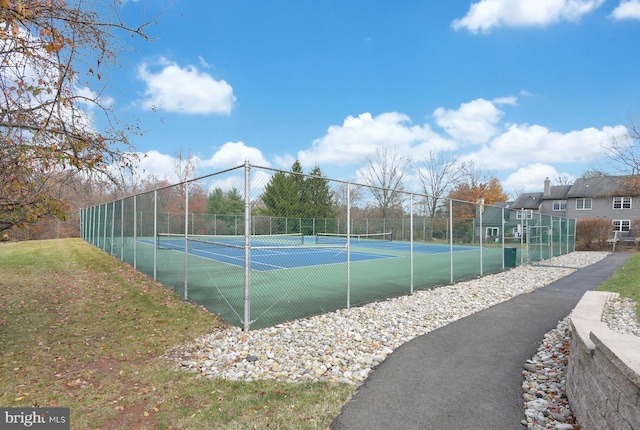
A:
[305,166,336,218]
[206,188,244,214]
[260,161,335,234]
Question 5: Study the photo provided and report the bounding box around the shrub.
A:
[576,218,612,250]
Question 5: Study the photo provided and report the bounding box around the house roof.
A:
[510,192,543,210]
[542,185,572,200]
[479,202,512,224]
[566,176,637,198]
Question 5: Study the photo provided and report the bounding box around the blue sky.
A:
[110,0,640,196]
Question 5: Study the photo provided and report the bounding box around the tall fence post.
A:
[96,205,101,248]
[120,199,124,259]
[102,203,107,251]
[410,194,414,294]
[449,199,454,284]
[183,182,189,300]
[479,198,484,276]
[153,190,157,281]
[133,196,137,269]
[502,207,505,270]
[110,201,115,255]
[244,159,251,331]
[346,182,351,310]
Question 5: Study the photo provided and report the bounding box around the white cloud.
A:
[200,141,270,169]
[208,170,273,197]
[461,123,626,170]
[452,0,605,33]
[273,153,296,169]
[134,150,183,182]
[74,85,114,110]
[296,112,455,167]
[137,57,235,115]
[610,0,640,19]
[502,163,576,192]
[433,98,507,144]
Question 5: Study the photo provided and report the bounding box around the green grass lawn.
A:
[597,251,640,315]
[0,239,354,429]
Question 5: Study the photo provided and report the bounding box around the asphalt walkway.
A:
[331,252,632,430]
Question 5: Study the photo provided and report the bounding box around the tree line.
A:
[3,1,640,241]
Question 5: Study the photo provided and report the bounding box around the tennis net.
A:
[315,231,392,245]
[157,232,305,250]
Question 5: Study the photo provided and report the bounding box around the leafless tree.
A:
[601,117,640,193]
[360,147,411,219]
[333,181,364,213]
[416,150,467,238]
[604,117,640,176]
[554,175,573,185]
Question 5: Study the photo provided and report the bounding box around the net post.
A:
[243,159,251,331]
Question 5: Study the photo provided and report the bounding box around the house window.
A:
[575,198,592,210]
[552,200,566,211]
[486,227,499,238]
[516,209,533,219]
[613,220,631,232]
[613,196,632,209]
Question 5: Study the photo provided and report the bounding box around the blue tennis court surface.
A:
[141,236,477,272]
[346,240,477,254]
[141,238,400,271]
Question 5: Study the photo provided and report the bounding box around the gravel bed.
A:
[166,251,610,385]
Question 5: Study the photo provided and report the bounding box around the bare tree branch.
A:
[1,0,154,231]
[360,147,411,219]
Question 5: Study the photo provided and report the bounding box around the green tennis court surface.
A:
[128,235,513,329]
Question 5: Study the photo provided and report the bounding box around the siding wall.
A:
[565,196,640,222]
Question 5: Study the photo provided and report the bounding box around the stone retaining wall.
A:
[567,291,640,430]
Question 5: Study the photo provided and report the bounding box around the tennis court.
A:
[82,162,575,330]
[131,232,502,329]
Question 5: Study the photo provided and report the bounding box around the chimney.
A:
[543,177,551,197]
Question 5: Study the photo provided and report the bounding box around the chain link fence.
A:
[81,161,576,330]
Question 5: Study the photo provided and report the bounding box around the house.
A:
[510,179,572,217]
[474,201,512,241]
[512,176,640,237]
